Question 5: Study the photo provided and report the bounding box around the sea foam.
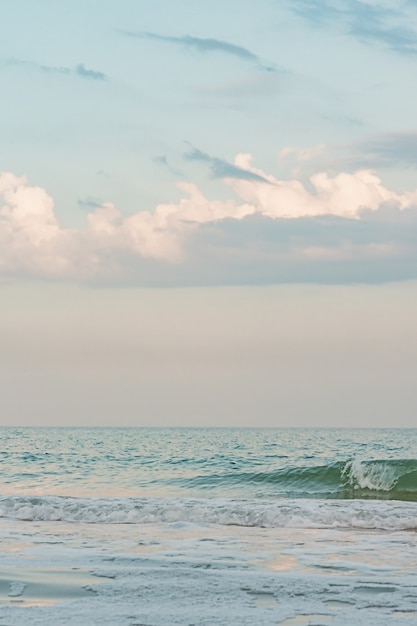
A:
[1,495,416,531]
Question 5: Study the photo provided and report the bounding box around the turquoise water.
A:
[1,427,416,500]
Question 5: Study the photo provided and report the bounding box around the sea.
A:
[0,427,416,625]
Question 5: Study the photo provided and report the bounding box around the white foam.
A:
[1,495,416,531]
[342,458,399,491]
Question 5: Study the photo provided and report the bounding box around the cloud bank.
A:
[1,158,417,285]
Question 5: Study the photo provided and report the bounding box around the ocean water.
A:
[1,427,417,625]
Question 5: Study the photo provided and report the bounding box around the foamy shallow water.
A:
[1,516,417,625]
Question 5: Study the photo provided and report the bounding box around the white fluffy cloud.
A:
[1,158,416,282]
[227,154,417,219]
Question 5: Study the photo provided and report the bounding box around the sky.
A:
[1,0,417,427]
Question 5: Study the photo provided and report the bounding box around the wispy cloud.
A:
[120,30,275,71]
[341,131,417,169]
[153,155,183,177]
[78,197,104,210]
[6,58,108,81]
[153,155,169,166]
[288,0,417,56]
[184,147,271,183]
[39,64,71,76]
[74,64,107,81]
[356,131,417,168]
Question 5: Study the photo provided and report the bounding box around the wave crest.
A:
[341,459,417,498]
[175,458,417,501]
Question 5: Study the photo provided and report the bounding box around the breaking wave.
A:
[175,458,417,501]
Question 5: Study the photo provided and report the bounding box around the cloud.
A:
[6,58,107,81]
[349,131,417,169]
[120,30,275,71]
[40,64,71,76]
[1,161,417,285]
[351,22,417,56]
[188,217,417,286]
[78,197,104,210]
[279,144,327,163]
[288,0,417,56]
[74,64,107,81]
[221,154,417,219]
[153,155,183,177]
[184,147,271,182]
[286,132,417,174]
[322,114,363,128]
[153,155,169,166]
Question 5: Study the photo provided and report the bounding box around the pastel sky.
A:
[1,0,416,426]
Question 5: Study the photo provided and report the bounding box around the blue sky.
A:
[1,1,416,425]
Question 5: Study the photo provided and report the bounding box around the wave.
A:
[341,458,417,498]
[0,494,416,531]
[175,458,417,501]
